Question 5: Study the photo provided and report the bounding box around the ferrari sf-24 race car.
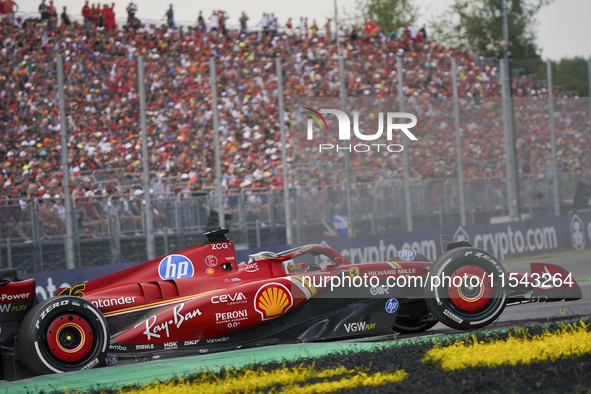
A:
[0,229,582,380]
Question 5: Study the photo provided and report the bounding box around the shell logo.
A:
[254,283,293,321]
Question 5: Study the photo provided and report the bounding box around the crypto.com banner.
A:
[295,212,591,264]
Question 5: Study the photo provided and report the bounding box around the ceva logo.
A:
[158,255,195,280]
[302,107,417,153]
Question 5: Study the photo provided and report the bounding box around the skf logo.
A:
[349,267,360,279]
[158,255,194,280]
[302,107,417,153]
[254,283,293,321]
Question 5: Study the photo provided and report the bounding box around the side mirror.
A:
[326,257,344,271]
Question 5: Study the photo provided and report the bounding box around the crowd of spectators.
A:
[0,8,588,222]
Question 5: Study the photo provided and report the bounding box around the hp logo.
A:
[385,298,399,313]
[397,250,416,261]
[158,255,195,280]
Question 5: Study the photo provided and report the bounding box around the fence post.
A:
[56,55,76,269]
[107,196,120,264]
[546,60,560,216]
[163,228,169,256]
[137,56,155,260]
[588,58,591,114]
[113,209,121,263]
[275,57,292,245]
[6,239,12,269]
[334,0,340,52]
[501,59,519,221]
[373,181,380,234]
[255,220,261,248]
[296,185,302,243]
[209,57,225,229]
[587,57,591,143]
[338,57,354,237]
[178,194,187,249]
[32,201,41,270]
[107,198,114,265]
[486,179,492,218]
[238,190,247,241]
[266,190,274,227]
[526,176,534,217]
[451,58,467,225]
[174,194,182,235]
[397,57,413,231]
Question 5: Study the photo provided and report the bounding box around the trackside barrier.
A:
[21,212,591,300]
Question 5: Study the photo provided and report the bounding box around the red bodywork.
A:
[48,238,580,354]
[0,233,582,380]
[57,241,429,347]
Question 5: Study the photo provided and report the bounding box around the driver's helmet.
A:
[247,251,277,264]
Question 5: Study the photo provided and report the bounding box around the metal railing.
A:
[0,172,584,274]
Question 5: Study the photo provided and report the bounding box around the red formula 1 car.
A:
[0,229,582,380]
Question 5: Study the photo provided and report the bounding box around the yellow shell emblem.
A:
[255,283,293,321]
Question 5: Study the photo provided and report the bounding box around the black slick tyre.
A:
[18,296,109,375]
[424,247,508,330]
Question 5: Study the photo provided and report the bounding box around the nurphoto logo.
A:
[302,107,418,153]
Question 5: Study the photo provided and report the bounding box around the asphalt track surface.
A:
[2,253,591,393]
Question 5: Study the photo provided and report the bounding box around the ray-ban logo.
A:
[302,108,417,153]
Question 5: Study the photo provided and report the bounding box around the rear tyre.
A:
[393,300,438,334]
[18,296,109,375]
[424,247,508,330]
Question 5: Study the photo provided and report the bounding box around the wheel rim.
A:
[46,314,94,363]
[439,261,506,321]
[447,265,492,312]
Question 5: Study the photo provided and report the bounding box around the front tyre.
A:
[424,247,508,330]
[18,296,109,375]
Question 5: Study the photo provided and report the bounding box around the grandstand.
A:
[0,13,589,270]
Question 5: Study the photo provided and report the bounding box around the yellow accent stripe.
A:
[110,366,406,394]
[423,320,591,370]
[103,289,223,317]
[291,276,317,297]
